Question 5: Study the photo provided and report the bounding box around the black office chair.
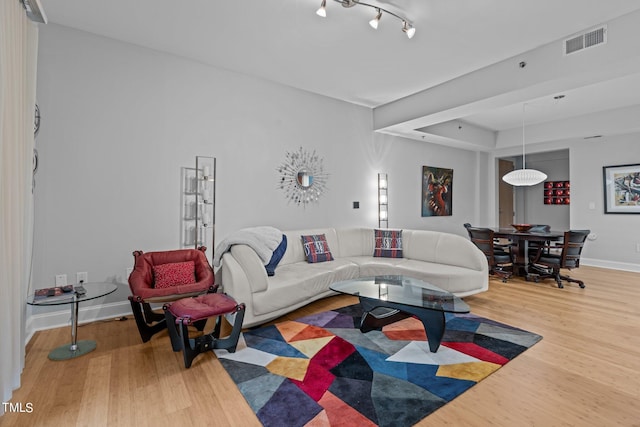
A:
[526,224,552,258]
[528,229,590,288]
[466,226,513,282]
[464,223,513,252]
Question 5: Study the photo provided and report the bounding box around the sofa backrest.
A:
[224,226,484,272]
[403,229,485,271]
[334,228,485,271]
[336,228,374,257]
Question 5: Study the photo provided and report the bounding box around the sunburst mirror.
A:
[277,147,329,207]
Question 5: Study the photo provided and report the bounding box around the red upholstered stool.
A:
[163,293,245,368]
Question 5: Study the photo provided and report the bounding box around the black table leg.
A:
[359,296,446,353]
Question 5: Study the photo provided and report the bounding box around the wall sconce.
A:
[378,173,388,228]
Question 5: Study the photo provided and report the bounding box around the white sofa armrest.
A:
[229,245,269,293]
[220,245,269,312]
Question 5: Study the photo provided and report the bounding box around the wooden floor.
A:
[2,266,639,426]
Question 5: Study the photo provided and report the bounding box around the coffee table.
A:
[27,282,117,360]
[330,275,470,352]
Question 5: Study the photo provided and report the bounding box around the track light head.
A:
[369,9,382,29]
[402,21,416,39]
[316,0,327,17]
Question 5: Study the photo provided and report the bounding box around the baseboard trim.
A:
[25,301,132,345]
[581,258,640,273]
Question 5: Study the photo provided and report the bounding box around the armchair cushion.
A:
[128,248,214,301]
[153,261,196,288]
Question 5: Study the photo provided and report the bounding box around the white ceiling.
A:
[38,0,640,150]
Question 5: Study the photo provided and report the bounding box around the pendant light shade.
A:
[502,168,547,186]
[502,103,547,186]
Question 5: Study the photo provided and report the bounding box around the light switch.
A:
[588,202,595,210]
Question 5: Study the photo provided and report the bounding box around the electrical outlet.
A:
[55,274,67,286]
[76,272,88,284]
[636,243,640,253]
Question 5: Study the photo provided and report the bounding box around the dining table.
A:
[491,228,564,276]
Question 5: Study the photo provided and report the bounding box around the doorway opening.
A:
[497,149,570,230]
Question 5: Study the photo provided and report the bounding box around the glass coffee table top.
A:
[331,275,469,352]
[330,275,470,313]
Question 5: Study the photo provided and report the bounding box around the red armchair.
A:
[128,247,216,342]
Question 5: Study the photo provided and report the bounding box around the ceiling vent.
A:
[20,0,47,24]
[564,25,606,55]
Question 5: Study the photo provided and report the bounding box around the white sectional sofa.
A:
[219,227,488,328]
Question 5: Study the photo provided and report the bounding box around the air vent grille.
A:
[564,25,607,55]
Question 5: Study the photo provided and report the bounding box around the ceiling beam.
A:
[373,8,640,150]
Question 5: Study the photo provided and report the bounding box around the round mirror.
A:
[296,169,313,188]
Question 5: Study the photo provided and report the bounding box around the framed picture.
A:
[422,166,453,217]
[603,163,640,214]
[543,181,570,205]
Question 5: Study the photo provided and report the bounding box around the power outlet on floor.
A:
[55,274,67,286]
[76,272,88,284]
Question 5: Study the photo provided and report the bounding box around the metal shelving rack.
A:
[181,156,216,263]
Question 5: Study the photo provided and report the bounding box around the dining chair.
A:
[526,224,552,257]
[528,229,590,288]
[465,226,513,282]
[464,223,513,252]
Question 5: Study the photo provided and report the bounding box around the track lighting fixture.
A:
[316,0,415,39]
[402,21,416,39]
[316,0,327,17]
[369,9,382,29]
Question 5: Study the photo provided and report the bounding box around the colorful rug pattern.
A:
[215,305,541,427]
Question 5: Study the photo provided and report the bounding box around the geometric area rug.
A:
[215,304,542,427]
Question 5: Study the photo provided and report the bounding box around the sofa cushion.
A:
[374,229,403,258]
[253,260,359,316]
[265,235,287,276]
[301,234,334,263]
[392,259,488,296]
[152,261,196,289]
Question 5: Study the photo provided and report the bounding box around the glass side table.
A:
[27,282,117,360]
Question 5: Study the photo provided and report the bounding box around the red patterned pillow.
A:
[301,234,334,263]
[374,229,403,258]
[153,261,196,288]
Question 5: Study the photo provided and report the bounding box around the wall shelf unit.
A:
[181,156,216,263]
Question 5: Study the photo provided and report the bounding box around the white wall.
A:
[569,133,640,270]
[31,24,481,318]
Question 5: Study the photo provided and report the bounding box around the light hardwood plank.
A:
[1,266,639,426]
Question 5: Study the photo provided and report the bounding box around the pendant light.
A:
[502,103,547,186]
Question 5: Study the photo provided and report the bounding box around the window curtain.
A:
[0,0,39,412]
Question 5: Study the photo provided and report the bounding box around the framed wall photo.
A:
[422,166,453,217]
[603,163,640,214]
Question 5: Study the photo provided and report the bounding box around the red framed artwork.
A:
[543,181,570,205]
